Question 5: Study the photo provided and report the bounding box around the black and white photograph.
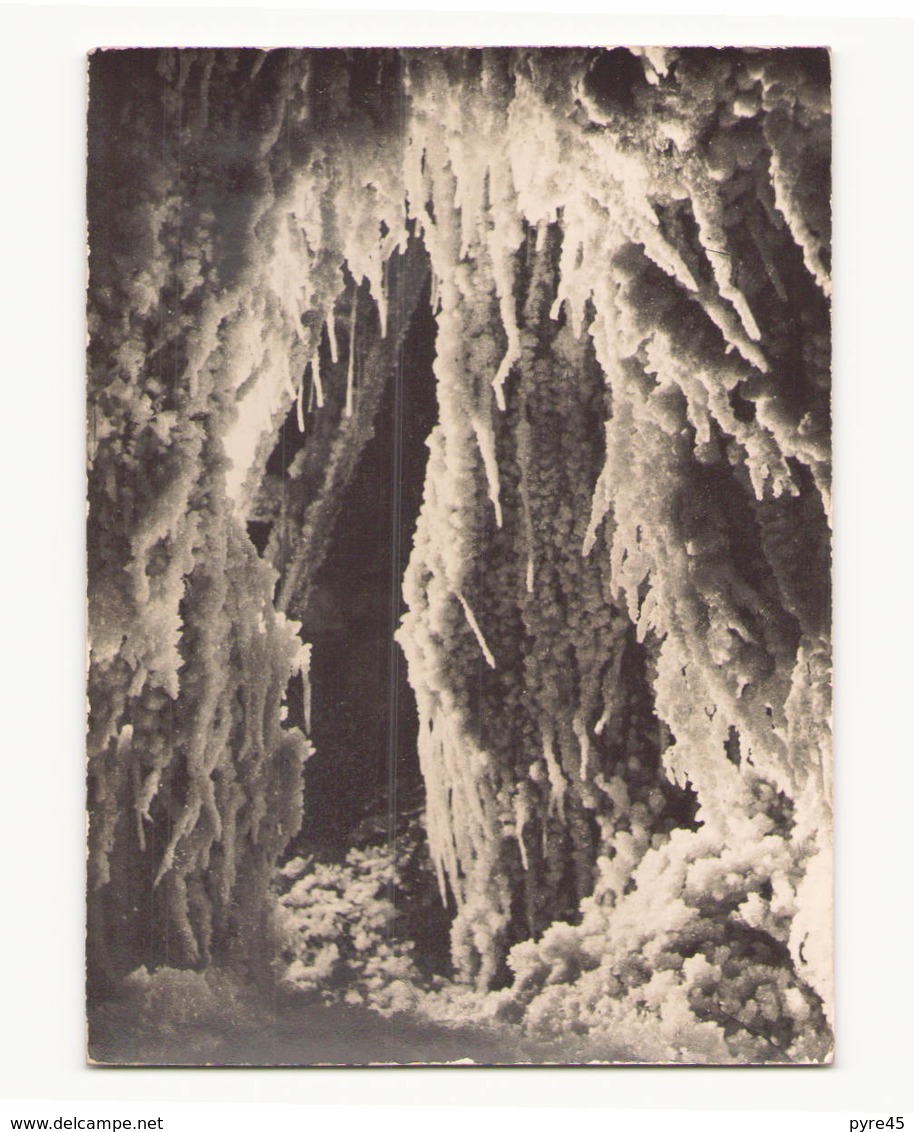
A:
[85,45,833,1067]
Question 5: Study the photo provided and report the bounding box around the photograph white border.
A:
[2,2,912,1114]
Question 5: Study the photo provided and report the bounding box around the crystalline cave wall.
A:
[86,48,409,989]
[394,50,832,1062]
[87,47,831,1061]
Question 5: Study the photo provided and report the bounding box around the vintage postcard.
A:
[86,46,832,1065]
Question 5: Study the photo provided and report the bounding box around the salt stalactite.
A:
[344,284,357,418]
[397,170,695,987]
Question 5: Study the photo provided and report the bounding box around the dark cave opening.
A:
[583,47,649,116]
[270,273,453,974]
[296,418,423,852]
[287,280,437,857]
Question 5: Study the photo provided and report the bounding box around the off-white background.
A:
[1,3,912,1114]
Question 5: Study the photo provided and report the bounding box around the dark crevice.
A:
[583,48,648,116]
[287,276,438,857]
